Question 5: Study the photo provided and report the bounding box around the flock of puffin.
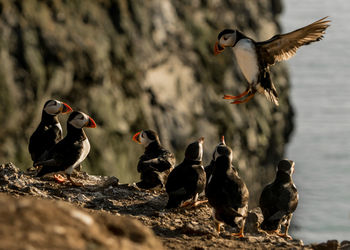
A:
[28,17,330,240]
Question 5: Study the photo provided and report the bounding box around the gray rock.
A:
[245,207,264,234]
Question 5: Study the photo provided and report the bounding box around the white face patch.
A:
[220,32,237,48]
[44,100,62,115]
[233,39,259,84]
[69,112,89,129]
[140,131,153,147]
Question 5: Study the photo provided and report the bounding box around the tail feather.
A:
[259,70,279,106]
[264,87,279,106]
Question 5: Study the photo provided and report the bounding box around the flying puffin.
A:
[205,139,249,238]
[214,17,330,105]
[35,111,96,186]
[259,160,298,240]
[132,130,176,189]
[28,99,72,163]
[165,137,206,209]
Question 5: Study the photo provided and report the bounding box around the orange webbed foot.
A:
[231,93,255,104]
[54,174,66,183]
[223,90,249,100]
[277,233,293,240]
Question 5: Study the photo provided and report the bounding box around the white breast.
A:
[233,39,259,84]
[55,123,63,133]
[65,138,90,175]
[77,138,90,167]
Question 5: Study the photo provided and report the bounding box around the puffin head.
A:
[277,159,295,176]
[214,29,237,55]
[68,111,96,129]
[213,136,233,162]
[185,137,204,161]
[43,99,73,115]
[212,135,226,159]
[132,130,159,147]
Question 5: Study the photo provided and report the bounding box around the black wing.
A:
[257,17,330,66]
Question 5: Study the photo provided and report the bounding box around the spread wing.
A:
[257,16,330,66]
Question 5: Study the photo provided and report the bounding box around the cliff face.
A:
[0,0,293,203]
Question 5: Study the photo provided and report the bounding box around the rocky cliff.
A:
[0,0,294,204]
[2,163,348,250]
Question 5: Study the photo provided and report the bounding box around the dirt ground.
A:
[0,163,348,250]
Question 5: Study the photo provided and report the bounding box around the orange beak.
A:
[214,41,224,55]
[198,137,205,144]
[61,102,73,114]
[85,117,97,128]
[220,135,225,144]
[132,131,141,144]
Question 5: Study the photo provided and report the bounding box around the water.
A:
[282,0,350,243]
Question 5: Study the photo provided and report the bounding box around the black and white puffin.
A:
[214,17,330,105]
[259,159,298,240]
[204,136,237,185]
[35,111,96,186]
[132,130,176,189]
[165,137,206,209]
[28,99,72,163]
[205,139,249,237]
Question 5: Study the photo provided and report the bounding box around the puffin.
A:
[28,99,72,163]
[132,130,176,189]
[35,111,96,186]
[165,137,206,209]
[214,17,330,105]
[204,136,237,185]
[259,159,298,240]
[205,139,249,237]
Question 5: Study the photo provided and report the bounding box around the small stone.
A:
[245,207,264,234]
[341,240,350,248]
[312,240,339,250]
[103,176,119,187]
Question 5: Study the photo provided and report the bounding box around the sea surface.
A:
[282,0,350,243]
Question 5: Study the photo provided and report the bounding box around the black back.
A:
[35,113,87,177]
[29,109,62,162]
[259,169,298,231]
[206,155,249,227]
[165,140,206,208]
[137,139,176,189]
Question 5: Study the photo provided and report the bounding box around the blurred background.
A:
[0,0,348,244]
[282,0,350,243]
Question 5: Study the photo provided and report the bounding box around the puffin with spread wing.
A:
[214,17,330,105]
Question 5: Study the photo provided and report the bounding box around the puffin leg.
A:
[231,224,245,238]
[223,90,249,100]
[67,175,83,187]
[180,200,193,208]
[54,174,66,184]
[189,199,208,208]
[231,93,255,104]
[277,214,293,240]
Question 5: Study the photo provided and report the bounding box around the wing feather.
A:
[257,17,330,65]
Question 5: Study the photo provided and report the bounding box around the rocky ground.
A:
[1,163,349,250]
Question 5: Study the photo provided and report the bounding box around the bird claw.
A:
[277,233,293,240]
[231,232,245,238]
